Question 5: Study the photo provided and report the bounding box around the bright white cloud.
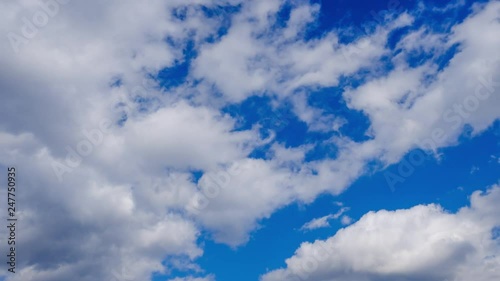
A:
[262,185,500,281]
[192,0,413,102]
[345,1,500,164]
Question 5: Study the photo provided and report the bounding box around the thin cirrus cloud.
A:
[300,207,351,231]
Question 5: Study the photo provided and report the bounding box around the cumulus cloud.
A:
[188,1,500,249]
[262,185,500,281]
[345,1,500,164]
[0,0,253,280]
[192,0,413,103]
[187,157,299,246]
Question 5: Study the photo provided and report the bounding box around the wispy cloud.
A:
[300,207,350,231]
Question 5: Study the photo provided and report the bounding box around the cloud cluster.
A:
[0,0,252,280]
[0,0,499,280]
[185,0,500,247]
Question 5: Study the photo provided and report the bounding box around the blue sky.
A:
[0,0,499,281]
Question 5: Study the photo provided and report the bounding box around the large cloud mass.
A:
[0,0,499,280]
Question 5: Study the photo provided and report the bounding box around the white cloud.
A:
[300,207,350,231]
[345,1,500,164]
[192,0,413,103]
[340,215,353,225]
[188,157,299,246]
[0,0,252,280]
[0,133,204,281]
[188,4,500,248]
[262,185,500,281]
[300,215,334,231]
[111,101,258,172]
